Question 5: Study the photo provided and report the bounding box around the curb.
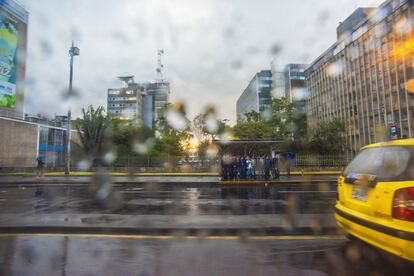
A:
[0,226,339,236]
[0,172,342,177]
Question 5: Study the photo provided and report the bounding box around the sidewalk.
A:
[0,174,339,185]
[0,171,342,177]
[0,175,219,185]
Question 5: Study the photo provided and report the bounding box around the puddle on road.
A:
[0,235,409,276]
[0,184,336,216]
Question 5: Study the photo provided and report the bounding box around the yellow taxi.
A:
[335,138,414,262]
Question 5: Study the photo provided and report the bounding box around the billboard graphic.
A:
[0,11,18,108]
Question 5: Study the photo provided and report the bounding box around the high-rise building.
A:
[141,81,170,129]
[285,64,308,113]
[107,77,170,128]
[272,63,308,112]
[236,70,272,122]
[107,76,142,121]
[305,0,414,154]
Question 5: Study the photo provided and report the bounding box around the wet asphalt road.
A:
[0,178,412,275]
[0,235,413,276]
[0,180,338,216]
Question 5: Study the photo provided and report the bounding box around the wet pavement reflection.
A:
[0,235,412,276]
[0,183,337,216]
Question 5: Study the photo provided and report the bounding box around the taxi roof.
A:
[361,138,414,150]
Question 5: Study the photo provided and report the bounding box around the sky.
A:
[19,0,384,124]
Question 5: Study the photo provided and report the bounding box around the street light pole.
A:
[64,41,80,175]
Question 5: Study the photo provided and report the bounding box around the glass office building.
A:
[285,64,308,114]
[236,70,272,122]
[141,81,170,129]
[306,0,414,155]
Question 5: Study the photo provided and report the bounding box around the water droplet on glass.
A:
[261,108,272,121]
[345,243,361,262]
[206,144,219,158]
[405,79,414,93]
[269,43,282,56]
[39,39,53,56]
[166,108,188,131]
[77,159,91,171]
[316,10,330,24]
[231,59,243,70]
[326,60,345,77]
[205,114,219,134]
[103,151,117,164]
[61,87,81,100]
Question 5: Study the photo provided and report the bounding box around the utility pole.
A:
[65,41,80,175]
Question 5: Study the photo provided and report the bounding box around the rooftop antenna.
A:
[118,75,135,88]
[156,49,164,82]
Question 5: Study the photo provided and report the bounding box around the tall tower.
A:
[156,49,164,82]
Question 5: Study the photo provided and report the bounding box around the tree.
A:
[154,103,193,156]
[232,121,274,139]
[233,97,299,140]
[74,105,108,163]
[244,110,261,122]
[192,112,226,141]
[308,118,347,154]
[266,97,295,139]
[292,112,307,139]
[192,113,206,142]
[107,118,155,156]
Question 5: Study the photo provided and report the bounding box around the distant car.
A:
[335,139,414,262]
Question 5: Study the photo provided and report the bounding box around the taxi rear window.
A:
[343,146,413,182]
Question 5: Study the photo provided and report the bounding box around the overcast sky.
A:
[19,0,384,124]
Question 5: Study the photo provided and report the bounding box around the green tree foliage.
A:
[197,139,211,158]
[244,110,261,122]
[192,109,230,157]
[266,97,295,138]
[233,97,303,139]
[232,121,274,139]
[292,112,307,138]
[74,103,196,161]
[74,105,108,162]
[106,118,155,156]
[192,112,226,141]
[308,118,347,154]
[154,103,193,156]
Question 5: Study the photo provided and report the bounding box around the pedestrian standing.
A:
[246,157,253,179]
[232,156,238,180]
[236,156,243,180]
[272,154,280,179]
[36,156,45,179]
[241,157,247,180]
[251,156,257,179]
[264,155,271,180]
[257,156,264,179]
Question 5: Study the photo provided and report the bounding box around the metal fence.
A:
[108,156,219,173]
[294,155,352,169]
[0,154,351,173]
[94,154,350,173]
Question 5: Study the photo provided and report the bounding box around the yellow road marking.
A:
[0,233,345,240]
[0,171,341,177]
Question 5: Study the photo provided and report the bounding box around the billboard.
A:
[0,11,18,108]
[0,0,27,112]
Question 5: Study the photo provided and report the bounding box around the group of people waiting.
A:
[220,154,291,181]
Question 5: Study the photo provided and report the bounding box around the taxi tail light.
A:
[392,187,414,222]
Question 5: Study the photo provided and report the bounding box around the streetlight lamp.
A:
[64,41,80,175]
